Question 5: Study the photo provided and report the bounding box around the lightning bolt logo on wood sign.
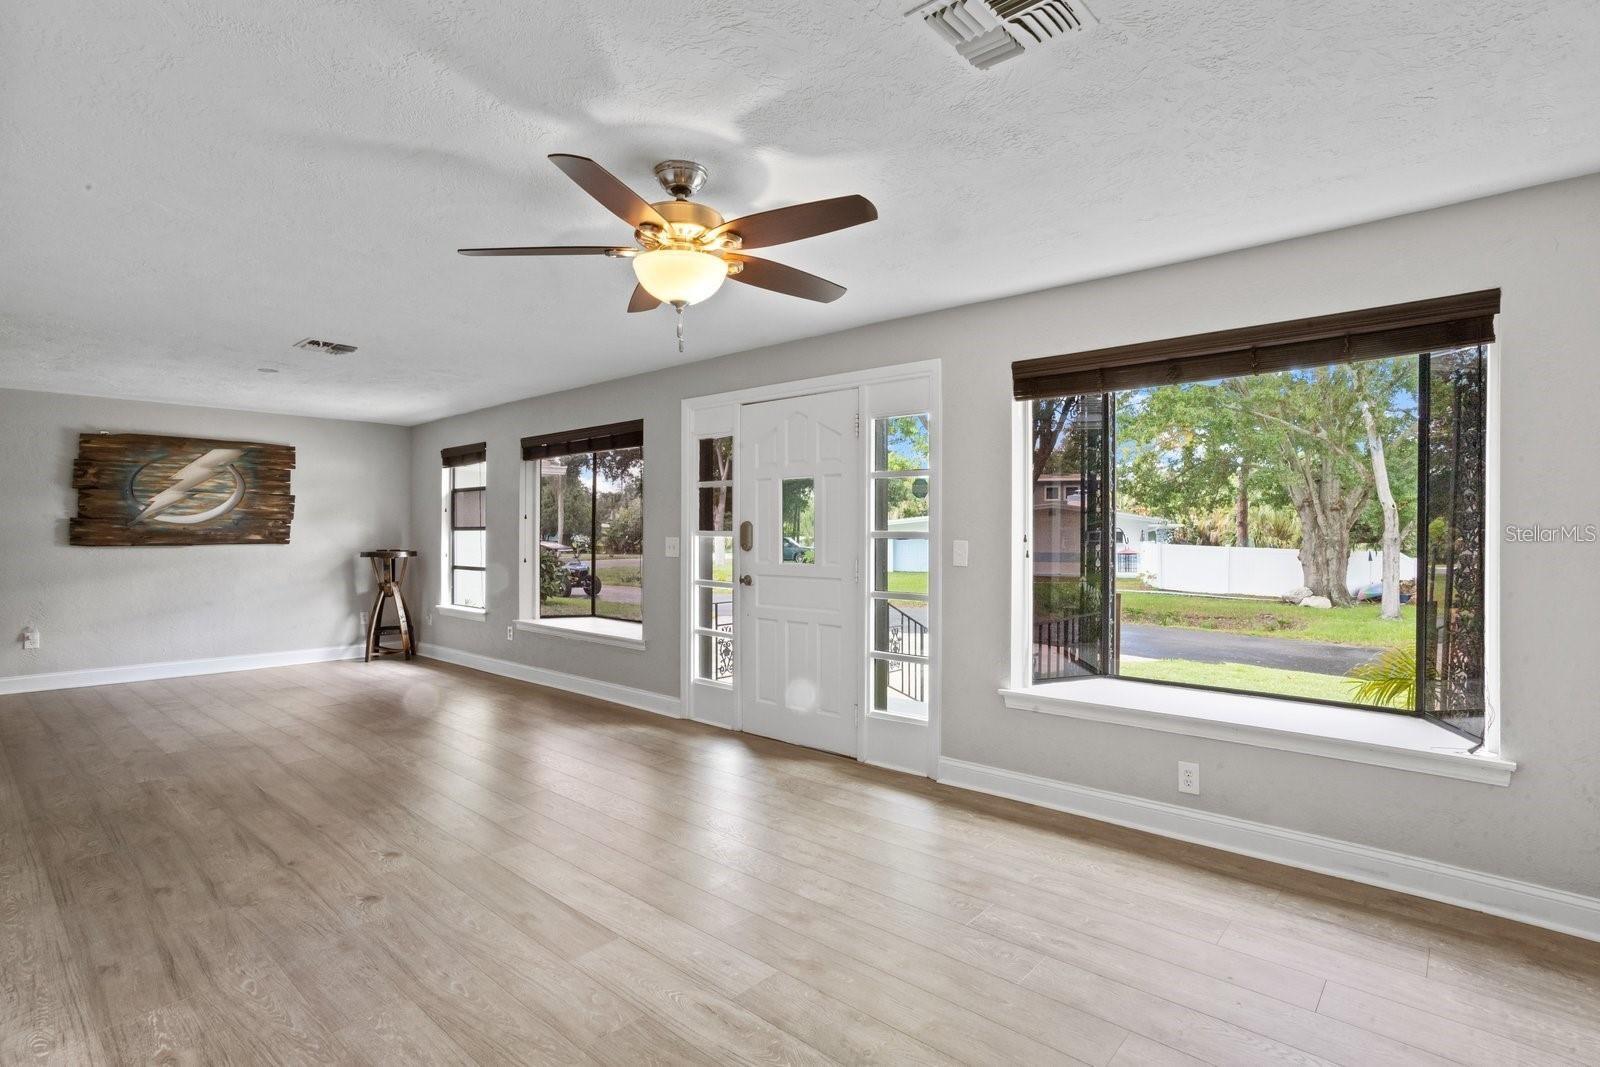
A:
[69,433,295,546]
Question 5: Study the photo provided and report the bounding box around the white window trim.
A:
[1008,346,1505,777]
[868,415,934,726]
[439,468,453,609]
[439,465,488,613]
[689,435,737,690]
[515,616,645,649]
[1000,677,1514,785]
[517,442,645,639]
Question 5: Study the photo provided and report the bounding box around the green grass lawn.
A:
[1119,591,1414,648]
[886,571,928,596]
[539,597,642,621]
[1119,657,1408,708]
[594,556,642,586]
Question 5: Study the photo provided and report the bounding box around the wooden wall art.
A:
[70,433,295,546]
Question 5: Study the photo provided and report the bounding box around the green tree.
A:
[879,415,930,522]
[1117,388,1285,545]
[1116,357,1418,606]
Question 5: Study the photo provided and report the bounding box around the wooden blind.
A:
[521,419,644,461]
[440,442,486,467]
[1011,289,1501,400]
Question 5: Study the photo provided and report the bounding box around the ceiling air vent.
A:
[293,338,358,355]
[906,0,1096,70]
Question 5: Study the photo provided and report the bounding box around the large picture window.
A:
[1014,292,1496,743]
[440,443,487,611]
[523,421,644,631]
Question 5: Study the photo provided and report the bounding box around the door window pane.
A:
[696,584,735,632]
[874,415,930,471]
[873,477,930,530]
[871,657,928,718]
[781,479,815,564]
[698,436,734,482]
[872,599,930,657]
[696,536,734,582]
[872,537,929,597]
[698,486,733,531]
[697,634,734,683]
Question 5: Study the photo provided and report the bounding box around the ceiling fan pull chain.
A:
[675,303,686,354]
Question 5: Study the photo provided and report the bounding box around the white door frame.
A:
[680,358,942,775]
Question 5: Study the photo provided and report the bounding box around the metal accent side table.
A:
[361,550,417,661]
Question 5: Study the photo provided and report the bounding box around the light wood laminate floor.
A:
[2,659,1597,1065]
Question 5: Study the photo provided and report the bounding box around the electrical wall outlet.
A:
[359,611,370,631]
[1178,761,1200,795]
[952,540,970,567]
[664,536,680,558]
[506,625,515,641]
[21,626,41,650]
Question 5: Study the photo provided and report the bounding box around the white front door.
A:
[737,388,861,756]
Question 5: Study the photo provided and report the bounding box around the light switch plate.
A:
[665,536,680,558]
[952,540,970,567]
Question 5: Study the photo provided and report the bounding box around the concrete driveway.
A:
[1121,623,1380,673]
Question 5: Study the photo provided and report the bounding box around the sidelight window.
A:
[869,414,933,720]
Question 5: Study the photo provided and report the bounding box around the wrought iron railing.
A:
[1032,613,1096,682]
[711,599,735,680]
[884,602,929,701]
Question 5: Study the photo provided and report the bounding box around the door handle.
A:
[739,574,753,586]
[739,520,753,552]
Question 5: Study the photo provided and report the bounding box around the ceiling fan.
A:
[459,154,878,350]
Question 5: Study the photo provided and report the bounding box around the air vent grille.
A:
[293,338,358,355]
[907,0,1096,70]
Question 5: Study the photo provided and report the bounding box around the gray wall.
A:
[423,172,1599,898]
[0,390,411,679]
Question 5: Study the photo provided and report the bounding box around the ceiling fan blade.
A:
[457,245,622,256]
[726,254,846,303]
[548,154,668,231]
[708,194,877,250]
[627,284,661,313]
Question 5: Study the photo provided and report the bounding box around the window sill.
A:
[999,677,1514,786]
[515,617,646,650]
[435,605,487,622]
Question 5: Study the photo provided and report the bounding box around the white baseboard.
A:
[0,644,364,696]
[420,644,682,720]
[938,756,1600,944]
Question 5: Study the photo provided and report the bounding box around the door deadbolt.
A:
[739,520,753,552]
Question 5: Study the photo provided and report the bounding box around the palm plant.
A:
[1346,646,1418,710]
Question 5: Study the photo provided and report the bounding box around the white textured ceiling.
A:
[3,1,1599,424]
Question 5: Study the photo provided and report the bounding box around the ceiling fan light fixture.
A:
[632,248,728,307]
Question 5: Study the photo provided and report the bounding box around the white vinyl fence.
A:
[1125,542,1416,599]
